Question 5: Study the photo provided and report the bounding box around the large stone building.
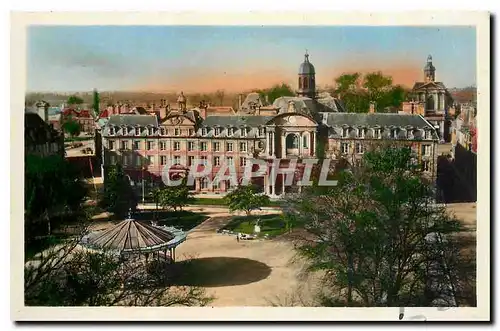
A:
[401,55,456,142]
[100,53,439,197]
[25,106,64,158]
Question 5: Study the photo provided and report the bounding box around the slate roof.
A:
[272,96,345,114]
[107,114,158,127]
[201,115,273,127]
[321,112,435,129]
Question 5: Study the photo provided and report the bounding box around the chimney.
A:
[238,94,243,110]
[37,101,49,122]
[199,103,208,119]
[264,94,269,105]
[160,107,167,120]
[369,101,376,114]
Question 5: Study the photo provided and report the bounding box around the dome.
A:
[299,53,315,75]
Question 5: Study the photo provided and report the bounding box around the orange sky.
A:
[135,60,423,94]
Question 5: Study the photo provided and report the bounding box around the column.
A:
[439,121,444,140]
[311,132,315,156]
[282,133,286,158]
[282,173,285,195]
[434,93,439,110]
[264,171,269,195]
[271,131,276,157]
[271,166,275,196]
[440,92,445,110]
[268,132,272,156]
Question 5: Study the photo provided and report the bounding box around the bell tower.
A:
[424,54,436,83]
[297,51,316,99]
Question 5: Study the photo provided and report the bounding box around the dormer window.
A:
[159,127,166,136]
[259,127,266,136]
[357,128,365,138]
[214,127,221,136]
[147,127,153,136]
[406,129,413,139]
[342,127,349,138]
[201,128,208,136]
[174,128,180,136]
[122,126,128,135]
[189,128,195,136]
[135,127,141,135]
[373,128,381,139]
[425,130,432,139]
[241,127,247,137]
[391,128,398,139]
[109,126,115,135]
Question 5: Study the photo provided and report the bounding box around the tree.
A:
[224,185,270,216]
[284,147,473,307]
[258,83,295,104]
[334,73,361,95]
[99,164,138,219]
[24,235,213,306]
[158,181,194,212]
[215,90,225,106]
[67,95,84,106]
[92,89,100,118]
[25,155,88,239]
[62,119,81,138]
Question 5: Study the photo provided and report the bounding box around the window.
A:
[201,156,208,165]
[201,128,208,136]
[201,177,209,189]
[303,134,309,148]
[342,127,349,138]
[189,128,195,136]
[226,142,233,152]
[122,127,128,135]
[214,156,221,166]
[146,141,155,150]
[214,128,221,136]
[341,142,349,154]
[121,141,128,150]
[147,155,154,166]
[109,154,116,164]
[239,142,247,152]
[391,128,398,139]
[240,157,247,167]
[147,127,153,136]
[422,160,430,172]
[200,142,208,151]
[227,157,234,166]
[259,127,265,136]
[213,180,220,190]
[356,143,364,154]
[161,156,168,166]
[174,156,181,165]
[422,144,432,156]
[241,128,247,137]
[135,127,141,135]
[160,141,167,150]
[286,134,299,149]
[188,156,195,166]
[228,127,235,136]
[109,127,115,135]
[213,142,220,152]
[173,141,180,151]
[136,156,142,166]
[358,128,365,138]
[123,154,129,165]
[425,130,432,139]
[373,128,381,139]
[108,140,115,150]
[406,129,413,139]
[133,140,141,150]
[187,141,195,151]
[174,128,180,136]
[160,127,166,136]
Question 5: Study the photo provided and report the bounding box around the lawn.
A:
[133,210,209,231]
[223,214,288,238]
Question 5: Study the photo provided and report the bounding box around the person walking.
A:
[236,233,240,243]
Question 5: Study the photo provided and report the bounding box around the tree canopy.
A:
[157,180,194,212]
[92,89,100,118]
[62,119,81,138]
[25,155,88,239]
[99,164,138,219]
[332,72,408,113]
[67,95,84,105]
[283,147,474,307]
[224,184,270,216]
[257,83,295,105]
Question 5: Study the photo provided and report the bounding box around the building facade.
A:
[100,54,439,197]
[25,111,65,158]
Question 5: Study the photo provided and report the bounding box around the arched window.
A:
[302,133,309,148]
[286,134,299,149]
[304,77,309,89]
[426,95,434,110]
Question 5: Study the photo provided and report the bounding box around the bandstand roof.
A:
[83,219,187,254]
